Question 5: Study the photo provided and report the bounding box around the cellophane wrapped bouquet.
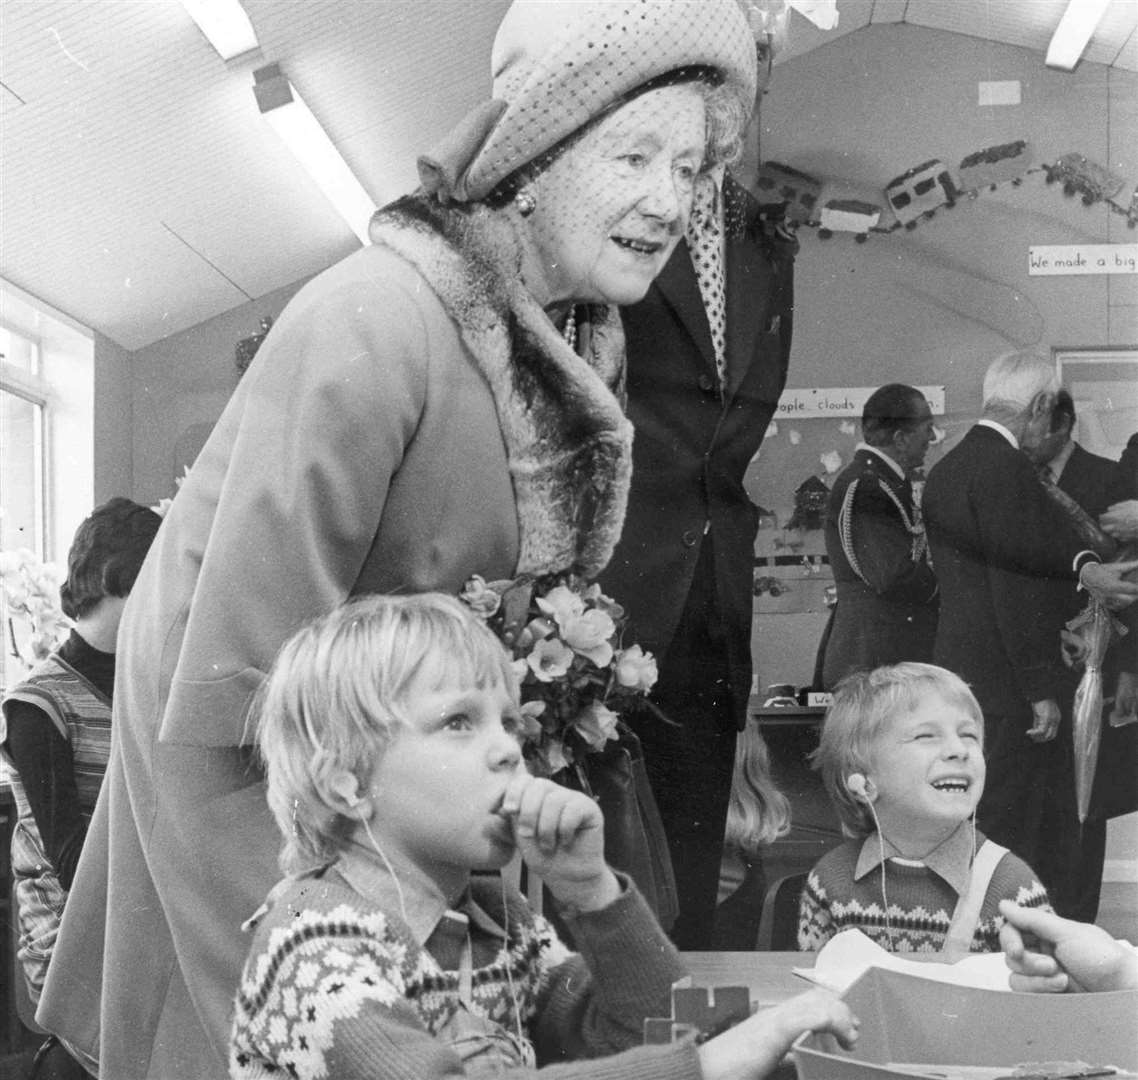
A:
[459,573,658,777]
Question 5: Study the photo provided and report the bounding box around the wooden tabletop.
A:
[682,952,815,1007]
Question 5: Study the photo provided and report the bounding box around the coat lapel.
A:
[721,180,769,401]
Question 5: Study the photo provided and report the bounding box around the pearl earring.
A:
[514,186,537,216]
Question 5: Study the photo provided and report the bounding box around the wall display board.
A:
[1054,348,1138,461]
[748,385,950,691]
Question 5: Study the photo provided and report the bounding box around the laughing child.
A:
[231,592,858,1080]
[799,662,1050,956]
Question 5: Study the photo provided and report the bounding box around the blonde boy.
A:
[800,662,1050,955]
[232,592,856,1080]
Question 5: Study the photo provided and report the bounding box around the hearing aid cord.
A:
[863,797,980,951]
[360,809,527,1054]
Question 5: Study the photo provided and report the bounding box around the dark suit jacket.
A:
[924,424,1088,717]
[1042,442,1121,652]
[1113,433,1138,676]
[821,448,939,687]
[600,176,796,726]
[1060,442,1120,522]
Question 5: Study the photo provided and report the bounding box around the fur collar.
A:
[368,195,632,579]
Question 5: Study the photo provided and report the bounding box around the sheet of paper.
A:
[792,929,1014,993]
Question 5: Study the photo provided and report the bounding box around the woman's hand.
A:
[500,774,619,913]
[998,900,1138,993]
[697,988,858,1080]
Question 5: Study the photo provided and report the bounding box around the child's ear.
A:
[319,770,372,820]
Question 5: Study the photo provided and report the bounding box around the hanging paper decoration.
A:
[739,0,791,53]
[754,161,823,224]
[755,140,1137,242]
[884,159,958,226]
[787,0,839,30]
[1044,152,1125,206]
[785,475,830,532]
[956,140,1036,193]
[818,198,881,239]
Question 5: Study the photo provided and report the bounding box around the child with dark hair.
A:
[2,497,161,1018]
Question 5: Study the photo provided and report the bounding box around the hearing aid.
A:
[847,773,875,800]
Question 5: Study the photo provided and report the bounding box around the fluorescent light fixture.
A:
[254,64,377,245]
[1046,0,1112,70]
[179,0,259,60]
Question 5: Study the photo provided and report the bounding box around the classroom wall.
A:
[128,277,308,507]
[93,331,134,503]
[118,23,1137,682]
[743,23,1138,691]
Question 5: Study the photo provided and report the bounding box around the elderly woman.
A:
[38,3,760,1077]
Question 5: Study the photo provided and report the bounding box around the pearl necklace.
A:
[562,306,577,352]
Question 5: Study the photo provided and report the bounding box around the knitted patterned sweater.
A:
[230,865,705,1080]
[798,831,1050,953]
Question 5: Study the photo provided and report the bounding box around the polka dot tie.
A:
[687,175,727,389]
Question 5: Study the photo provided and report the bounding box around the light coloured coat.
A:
[39,196,631,1079]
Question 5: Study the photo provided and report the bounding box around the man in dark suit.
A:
[923,353,1138,887]
[599,157,797,947]
[821,383,939,689]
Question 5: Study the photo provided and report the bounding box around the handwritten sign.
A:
[1029,244,1138,275]
[774,385,945,419]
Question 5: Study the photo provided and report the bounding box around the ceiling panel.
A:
[1,0,1135,352]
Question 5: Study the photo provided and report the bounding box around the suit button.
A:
[681,530,698,547]
[697,373,715,393]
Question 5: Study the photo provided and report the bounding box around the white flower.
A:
[458,575,502,618]
[614,644,658,692]
[573,700,620,751]
[536,585,585,626]
[526,637,574,682]
[559,608,615,667]
[543,738,570,775]
[582,583,624,620]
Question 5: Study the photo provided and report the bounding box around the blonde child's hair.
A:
[724,724,791,855]
[254,591,519,873]
[812,662,984,838]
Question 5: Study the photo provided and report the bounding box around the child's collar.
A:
[337,839,460,943]
[853,822,981,897]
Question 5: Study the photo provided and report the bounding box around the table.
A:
[749,705,827,727]
[682,951,815,1007]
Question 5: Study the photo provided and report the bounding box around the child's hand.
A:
[998,900,1138,994]
[500,774,619,912]
[697,988,858,1080]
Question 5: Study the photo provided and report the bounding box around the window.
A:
[1,281,94,686]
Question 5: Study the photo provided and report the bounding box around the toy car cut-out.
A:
[818,198,882,240]
[956,140,1035,193]
[885,159,959,226]
[754,161,823,225]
